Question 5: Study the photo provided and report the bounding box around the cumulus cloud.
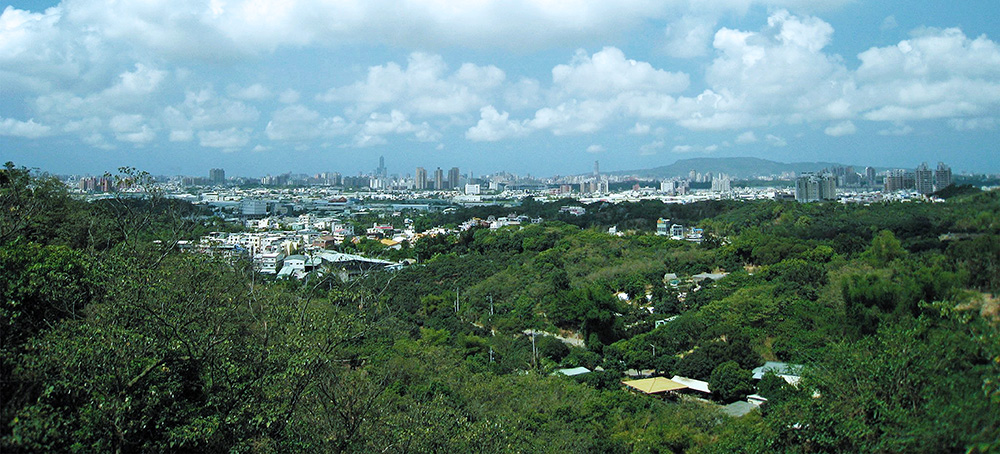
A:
[629,123,651,135]
[553,47,689,96]
[198,127,251,150]
[663,16,716,58]
[672,144,694,152]
[163,89,259,131]
[466,106,529,142]
[586,144,605,153]
[736,131,758,143]
[0,117,51,138]
[264,105,350,141]
[229,83,271,100]
[320,52,504,116]
[109,114,155,144]
[855,28,1000,122]
[705,11,851,123]
[354,110,439,146]
[824,120,856,136]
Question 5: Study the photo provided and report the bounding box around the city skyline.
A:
[2,1,999,177]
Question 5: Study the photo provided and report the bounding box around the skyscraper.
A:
[434,167,444,190]
[209,168,225,185]
[448,167,459,189]
[376,156,387,178]
[914,162,934,195]
[415,167,427,190]
[935,162,952,191]
[593,161,599,178]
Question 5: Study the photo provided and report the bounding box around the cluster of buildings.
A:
[655,218,704,242]
[793,161,954,203]
[883,162,952,194]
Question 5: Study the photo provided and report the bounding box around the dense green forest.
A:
[2,162,998,453]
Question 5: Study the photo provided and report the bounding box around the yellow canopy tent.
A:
[621,377,687,394]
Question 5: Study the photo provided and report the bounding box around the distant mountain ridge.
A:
[610,157,853,179]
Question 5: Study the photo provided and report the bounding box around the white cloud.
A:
[877,124,913,136]
[169,130,193,142]
[529,100,612,135]
[880,15,898,31]
[162,89,259,142]
[264,105,350,141]
[705,11,851,123]
[278,89,300,104]
[629,123,651,135]
[229,83,271,100]
[198,127,251,150]
[765,134,787,146]
[639,140,665,155]
[320,52,505,116]
[0,117,51,138]
[663,16,716,58]
[854,28,1000,122]
[354,110,439,146]
[553,47,689,97]
[672,144,694,152]
[109,114,155,144]
[586,144,605,153]
[466,106,529,141]
[824,120,856,136]
[948,117,996,131]
[736,131,758,143]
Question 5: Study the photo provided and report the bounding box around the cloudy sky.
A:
[2,0,998,177]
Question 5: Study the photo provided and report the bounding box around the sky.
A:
[1,0,998,178]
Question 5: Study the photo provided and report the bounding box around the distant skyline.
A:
[2,0,999,177]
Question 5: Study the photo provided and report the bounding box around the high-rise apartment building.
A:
[914,162,934,195]
[434,168,444,190]
[865,166,876,186]
[935,162,952,191]
[795,172,837,202]
[448,167,460,189]
[415,167,427,190]
[209,168,225,185]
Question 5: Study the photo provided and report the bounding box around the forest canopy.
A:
[2,162,998,453]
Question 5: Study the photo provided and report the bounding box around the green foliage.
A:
[709,361,754,404]
[3,161,999,453]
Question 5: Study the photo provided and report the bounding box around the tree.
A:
[709,360,753,404]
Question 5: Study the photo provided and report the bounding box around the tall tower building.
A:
[593,161,599,178]
[914,162,934,194]
[865,166,876,186]
[448,167,460,189]
[935,162,952,191]
[376,156,387,178]
[434,167,444,190]
[209,168,225,185]
[415,167,427,190]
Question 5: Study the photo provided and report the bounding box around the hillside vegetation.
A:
[2,162,998,453]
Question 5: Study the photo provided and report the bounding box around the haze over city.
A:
[2,0,999,177]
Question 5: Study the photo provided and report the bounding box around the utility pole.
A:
[489,294,494,316]
[455,287,459,314]
[531,333,537,370]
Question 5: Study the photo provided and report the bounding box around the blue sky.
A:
[2,0,998,178]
